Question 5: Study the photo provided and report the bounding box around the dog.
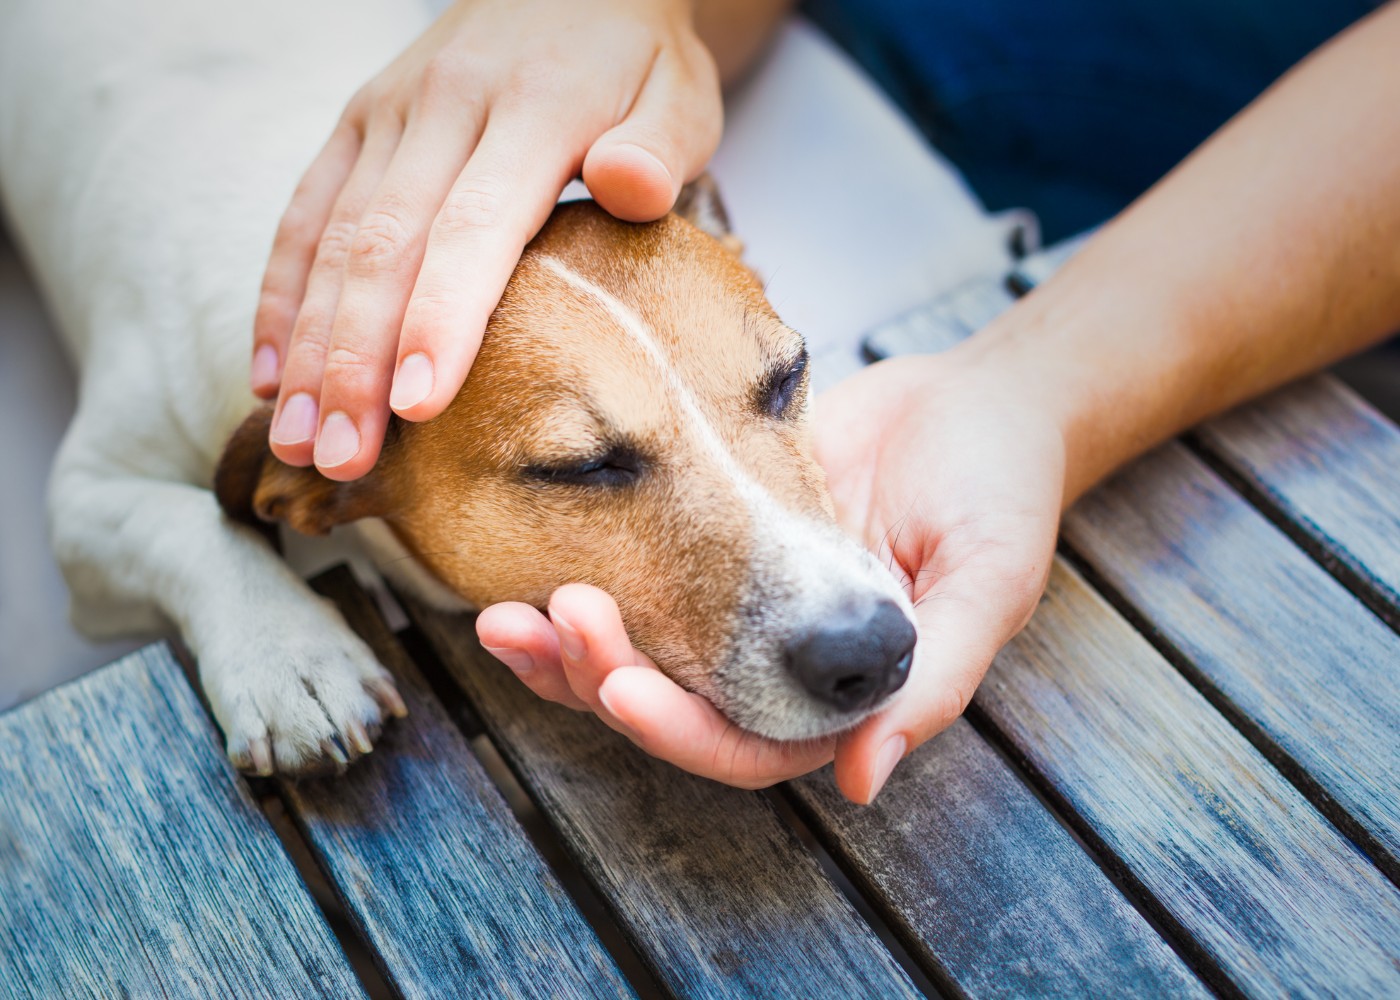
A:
[0,0,917,775]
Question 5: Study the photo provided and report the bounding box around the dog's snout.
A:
[784,599,916,712]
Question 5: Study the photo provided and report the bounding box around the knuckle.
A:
[254,288,298,336]
[343,84,379,121]
[400,289,457,337]
[275,201,319,246]
[501,57,567,103]
[346,209,413,276]
[314,219,360,270]
[289,305,333,348]
[419,51,469,100]
[321,345,380,386]
[435,179,509,235]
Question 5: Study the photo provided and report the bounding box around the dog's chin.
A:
[701,683,896,743]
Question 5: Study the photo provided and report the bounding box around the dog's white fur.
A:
[0,0,431,770]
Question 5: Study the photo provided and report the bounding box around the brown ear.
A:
[214,406,385,537]
[674,173,743,256]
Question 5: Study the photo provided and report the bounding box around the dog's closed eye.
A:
[523,445,645,488]
[758,349,810,419]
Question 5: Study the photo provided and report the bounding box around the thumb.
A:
[583,48,721,222]
[833,586,1011,805]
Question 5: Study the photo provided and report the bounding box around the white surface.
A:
[0,17,1020,711]
[711,20,1027,388]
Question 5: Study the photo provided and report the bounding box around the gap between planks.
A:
[1055,537,1400,889]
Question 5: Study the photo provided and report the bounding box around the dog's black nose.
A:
[785,599,916,712]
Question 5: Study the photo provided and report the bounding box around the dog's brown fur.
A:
[217,193,831,697]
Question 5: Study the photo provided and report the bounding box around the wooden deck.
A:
[3,243,1398,998]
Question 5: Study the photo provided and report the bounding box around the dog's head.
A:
[218,182,916,740]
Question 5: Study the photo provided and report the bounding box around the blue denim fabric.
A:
[805,0,1380,242]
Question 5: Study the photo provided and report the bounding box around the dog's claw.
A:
[322,737,350,770]
[249,738,274,776]
[369,676,409,719]
[207,623,403,778]
[345,720,374,756]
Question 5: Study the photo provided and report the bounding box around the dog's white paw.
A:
[201,605,407,778]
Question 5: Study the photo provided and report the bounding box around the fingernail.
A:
[251,344,279,389]
[553,613,586,662]
[484,646,534,675]
[271,392,317,445]
[315,411,360,468]
[619,142,673,185]
[597,682,620,718]
[390,352,434,412]
[867,734,907,804]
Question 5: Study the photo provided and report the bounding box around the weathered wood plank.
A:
[405,599,920,1000]
[788,720,1208,998]
[978,562,1400,996]
[1193,375,1400,630]
[286,568,634,1000]
[1062,443,1400,880]
[0,645,366,1000]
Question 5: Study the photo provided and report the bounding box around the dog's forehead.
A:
[505,204,797,396]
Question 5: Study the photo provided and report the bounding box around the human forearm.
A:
[962,1,1400,506]
[692,0,795,86]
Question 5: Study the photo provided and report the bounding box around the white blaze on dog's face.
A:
[220,194,917,741]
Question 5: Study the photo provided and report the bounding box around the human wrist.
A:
[953,268,1197,509]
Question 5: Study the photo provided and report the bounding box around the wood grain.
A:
[1062,443,1400,880]
[0,645,366,1000]
[978,562,1400,996]
[1016,242,1400,879]
[788,720,1207,998]
[1194,375,1400,629]
[405,599,921,1000]
[284,568,634,1000]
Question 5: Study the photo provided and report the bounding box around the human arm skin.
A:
[479,1,1400,804]
[251,0,791,481]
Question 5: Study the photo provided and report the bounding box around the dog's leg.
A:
[49,451,405,774]
[1,0,429,774]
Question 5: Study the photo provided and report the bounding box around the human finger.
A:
[252,124,361,397]
[268,124,401,466]
[477,601,588,711]
[546,583,653,713]
[833,575,1022,805]
[583,47,722,222]
[387,118,576,424]
[309,110,485,478]
[598,667,835,789]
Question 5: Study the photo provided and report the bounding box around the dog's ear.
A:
[674,173,743,256]
[214,406,386,537]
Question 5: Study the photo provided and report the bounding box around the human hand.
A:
[477,584,839,789]
[476,343,1066,802]
[251,0,721,480]
[808,348,1064,801]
